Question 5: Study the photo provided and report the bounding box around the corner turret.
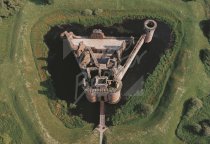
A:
[144,19,157,43]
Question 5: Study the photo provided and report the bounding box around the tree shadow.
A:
[29,0,52,5]
[181,98,191,118]
[183,124,201,135]
[199,19,210,43]
[199,48,210,63]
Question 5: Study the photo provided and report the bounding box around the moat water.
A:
[44,18,174,125]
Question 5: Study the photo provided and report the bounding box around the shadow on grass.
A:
[29,0,52,5]
[199,19,210,43]
[199,48,210,76]
[199,49,210,63]
[182,0,196,2]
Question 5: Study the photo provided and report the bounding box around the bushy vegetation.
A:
[93,8,103,15]
[200,19,210,43]
[176,95,210,143]
[81,9,93,16]
[183,121,210,137]
[0,0,22,19]
[182,0,196,2]
[29,0,53,5]
[189,123,202,134]
[49,99,86,128]
[44,0,53,4]
[183,97,203,119]
[200,49,210,75]
[81,8,103,16]
[201,120,210,136]
[134,103,153,117]
[0,102,22,144]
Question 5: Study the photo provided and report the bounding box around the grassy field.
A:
[0,0,210,143]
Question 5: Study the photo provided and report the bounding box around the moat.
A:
[44,18,174,125]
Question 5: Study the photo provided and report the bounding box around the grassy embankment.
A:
[0,0,210,143]
[175,1,210,143]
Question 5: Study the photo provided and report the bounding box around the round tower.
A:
[107,90,121,104]
[86,91,97,103]
[144,20,157,43]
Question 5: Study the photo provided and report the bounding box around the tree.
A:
[184,97,203,118]
[0,0,22,19]
[190,123,202,134]
[44,0,53,4]
[134,103,153,117]
[200,19,210,43]
[200,49,210,75]
[201,122,210,136]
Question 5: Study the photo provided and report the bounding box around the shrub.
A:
[200,49,210,75]
[44,0,54,4]
[0,0,22,19]
[81,9,93,16]
[182,0,196,1]
[69,103,77,109]
[202,126,210,136]
[200,20,210,43]
[0,134,12,144]
[201,122,210,136]
[184,97,203,118]
[134,103,153,117]
[0,136,2,143]
[199,120,210,136]
[62,115,85,128]
[0,102,22,143]
[51,100,86,128]
[190,123,202,134]
[93,8,103,15]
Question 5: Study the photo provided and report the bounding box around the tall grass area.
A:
[0,102,22,144]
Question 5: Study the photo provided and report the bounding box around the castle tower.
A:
[144,20,157,43]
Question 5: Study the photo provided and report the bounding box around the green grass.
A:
[176,95,210,143]
[0,0,210,144]
[0,102,22,144]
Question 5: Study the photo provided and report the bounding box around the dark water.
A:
[43,19,174,125]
